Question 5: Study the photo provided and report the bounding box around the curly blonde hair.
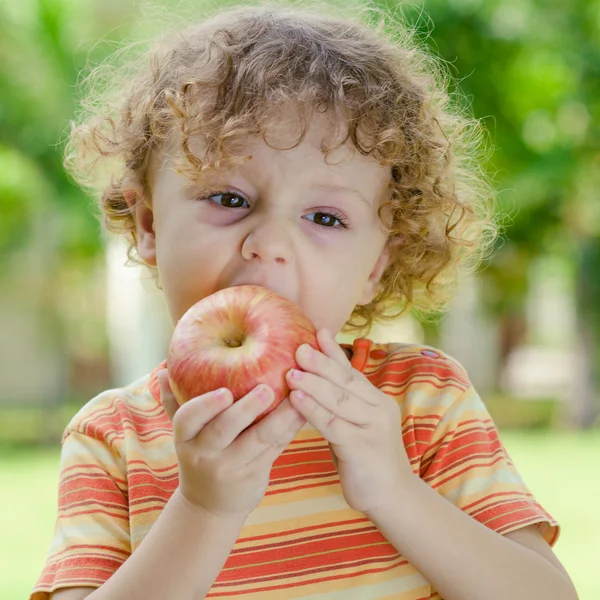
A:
[65,0,498,334]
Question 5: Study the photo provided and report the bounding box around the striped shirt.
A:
[32,338,559,599]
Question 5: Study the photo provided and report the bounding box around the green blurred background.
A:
[1,0,598,598]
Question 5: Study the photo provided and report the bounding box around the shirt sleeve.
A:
[31,428,131,599]
[419,385,560,546]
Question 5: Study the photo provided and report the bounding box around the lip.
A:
[230,280,293,303]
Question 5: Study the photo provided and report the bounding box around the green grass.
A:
[500,430,600,600]
[1,447,63,600]
[2,431,598,600]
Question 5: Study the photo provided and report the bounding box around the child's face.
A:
[130,115,392,335]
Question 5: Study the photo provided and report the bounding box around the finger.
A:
[286,369,370,426]
[316,328,352,368]
[257,405,308,467]
[199,384,275,451]
[171,387,234,443]
[233,397,307,464]
[158,369,179,421]
[288,388,353,443]
[295,334,376,405]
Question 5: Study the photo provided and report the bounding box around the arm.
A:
[44,372,306,600]
[52,488,247,600]
[51,589,95,599]
[283,334,577,599]
[366,475,578,600]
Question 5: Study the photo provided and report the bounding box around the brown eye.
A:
[304,211,348,228]
[209,193,249,208]
[315,213,337,226]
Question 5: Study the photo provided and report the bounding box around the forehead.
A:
[149,111,391,199]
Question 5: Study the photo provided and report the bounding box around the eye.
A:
[206,192,249,209]
[304,211,349,229]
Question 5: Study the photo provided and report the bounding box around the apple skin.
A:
[167,285,319,422]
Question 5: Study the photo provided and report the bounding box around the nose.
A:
[241,218,293,265]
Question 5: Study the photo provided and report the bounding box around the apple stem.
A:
[223,338,242,348]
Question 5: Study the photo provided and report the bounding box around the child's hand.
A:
[286,329,414,516]
[158,370,307,519]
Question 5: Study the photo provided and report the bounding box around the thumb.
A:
[157,369,179,421]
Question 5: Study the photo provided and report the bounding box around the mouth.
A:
[230,282,293,302]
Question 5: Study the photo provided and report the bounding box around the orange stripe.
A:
[223,530,394,571]
[426,455,507,488]
[236,517,372,543]
[207,558,408,596]
[231,525,377,554]
[215,554,405,588]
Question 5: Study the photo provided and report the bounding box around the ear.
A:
[123,180,157,267]
[357,242,392,306]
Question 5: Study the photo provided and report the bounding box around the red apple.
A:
[167,285,318,422]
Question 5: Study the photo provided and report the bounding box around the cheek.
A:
[301,273,364,332]
[155,214,221,268]
[339,249,374,283]
[155,237,223,313]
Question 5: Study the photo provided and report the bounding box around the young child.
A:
[32,3,578,600]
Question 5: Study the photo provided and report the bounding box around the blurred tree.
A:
[0,0,137,271]
[0,0,137,403]
[382,0,600,424]
[0,0,598,421]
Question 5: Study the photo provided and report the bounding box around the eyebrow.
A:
[314,184,370,206]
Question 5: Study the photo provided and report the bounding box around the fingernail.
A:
[294,390,309,402]
[288,368,302,380]
[216,388,230,400]
[300,344,314,357]
[257,385,272,403]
